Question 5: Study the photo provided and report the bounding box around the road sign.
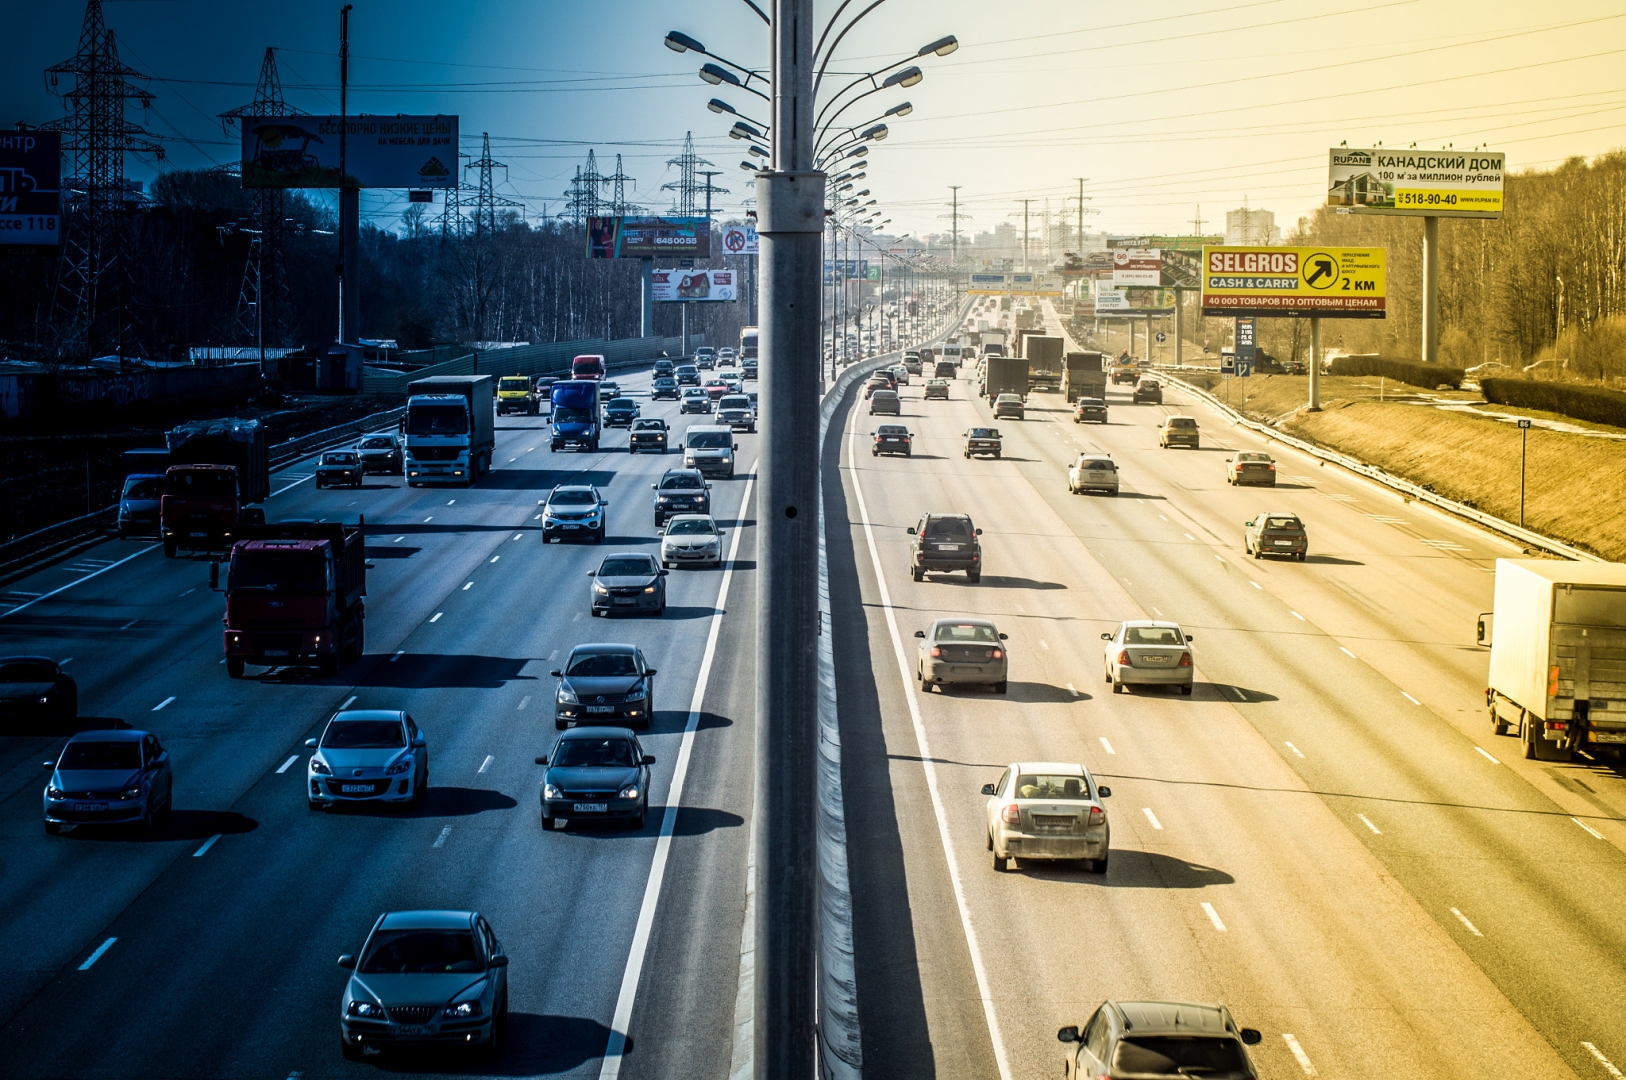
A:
[1517,418,1532,429]
[1235,358,1253,378]
[721,223,758,255]
[1221,356,1235,374]
[1155,331,1167,344]
[1234,317,1257,359]
[1201,245,1386,319]
[240,115,458,188]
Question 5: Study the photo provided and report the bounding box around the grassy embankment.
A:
[1184,373,1626,562]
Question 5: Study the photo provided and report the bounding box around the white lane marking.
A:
[1583,1043,1626,1080]
[1159,515,1168,521]
[1066,683,1078,698]
[1290,610,1306,621]
[1230,687,1247,702]
[1123,578,1131,585]
[152,696,175,712]
[1340,646,1357,659]
[479,755,494,774]
[516,696,531,711]
[1421,538,1468,550]
[424,516,433,522]
[393,536,405,543]
[1474,746,1501,765]
[1401,691,1420,705]
[1151,607,1163,617]
[1201,902,1227,932]
[1099,737,1116,755]
[463,582,473,590]
[1282,1033,1318,1076]
[1450,907,1484,937]
[433,826,453,848]
[193,833,221,857]
[489,555,500,563]
[342,695,357,709]
[513,533,523,541]
[846,425,1015,1080]
[447,499,456,505]
[1214,555,1223,562]
[1143,808,1163,830]
[78,937,117,970]
[509,457,518,463]
[276,754,299,774]
[1285,741,1305,758]
[1357,813,1381,834]
[534,514,543,520]
[1,544,155,620]
[429,612,443,623]
[118,620,137,631]
[390,650,404,663]
[547,649,558,661]
[597,469,756,1080]
[1573,816,1605,840]
[528,447,535,452]
[1183,532,1195,540]
[60,657,73,665]
[1250,580,1262,590]
[7,591,44,597]
[178,588,195,598]
[271,474,314,496]
[1039,640,1049,650]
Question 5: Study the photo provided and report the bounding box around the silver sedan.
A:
[982,761,1111,872]
[660,513,725,568]
[1103,620,1194,695]
[915,618,1008,693]
[306,710,428,809]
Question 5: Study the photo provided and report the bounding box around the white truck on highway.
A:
[1479,559,1626,760]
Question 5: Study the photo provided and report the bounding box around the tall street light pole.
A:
[755,0,824,1075]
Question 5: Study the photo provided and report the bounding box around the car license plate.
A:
[585,705,614,714]
[190,531,209,538]
[342,784,371,794]
[265,649,290,657]
[1142,654,1168,663]
[951,666,981,674]
[395,1025,431,1036]
[1274,540,1293,546]
[74,802,107,812]
[938,543,960,551]
[613,598,635,605]
[563,524,580,530]
[573,803,607,813]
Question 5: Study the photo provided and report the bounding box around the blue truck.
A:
[551,379,601,451]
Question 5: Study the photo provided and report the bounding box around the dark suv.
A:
[908,513,982,582]
[652,468,711,527]
[1059,1000,1261,1080]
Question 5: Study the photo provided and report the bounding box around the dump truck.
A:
[405,375,495,486]
[1024,334,1065,392]
[218,518,367,679]
[984,354,1029,404]
[1062,351,1108,403]
[160,419,270,558]
[1479,559,1626,760]
[496,374,539,415]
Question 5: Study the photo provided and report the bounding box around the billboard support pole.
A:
[641,258,653,339]
[1421,215,1439,364]
[1175,291,1184,368]
[681,302,691,356]
[1309,317,1322,411]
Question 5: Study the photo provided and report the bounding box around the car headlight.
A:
[39,695,51,705]
[445,997,483,1018]
[46,784,64,799]
[120,786,143,800]
[558,686,578,704]
[656,496,671,504]
[310,757,331,775]
[618,785,640,800]
[593,583,609,595]
[625,684,647,701]
[643,586,656,594]
[544,783,563,800]
[347,1000,384,1018]
[385,757,413,776]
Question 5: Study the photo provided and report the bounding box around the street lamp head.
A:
[730,121,764,141]
[748,144,770,158]
[855,189,870,197]
[847,147,868,159]
[707,98,737,115]
[862,124,889,141]
[882,66,924,89]
[700,63,741,87]
[885,101,913,118]
[919,35,959,57]
[864,199,877,206]
[838,183,854,192]
[665,31,705,54]
[740,161,760,171]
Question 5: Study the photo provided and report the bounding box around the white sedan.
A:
[1103,620,1194,695]
[982,761,1111,873]
[660,513,725,568]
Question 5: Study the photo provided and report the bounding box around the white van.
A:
[684,424,739,479]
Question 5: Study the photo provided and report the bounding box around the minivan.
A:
[683,425,739,479]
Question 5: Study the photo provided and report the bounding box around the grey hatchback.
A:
[338,910,508,1060]
[1245,511,1308,560]
[1059,1000,1261,1080]
[553,643,657,729]
[588,553,668,617]
[536,726,655,829]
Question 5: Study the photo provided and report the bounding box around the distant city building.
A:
[1226,206,1281,246]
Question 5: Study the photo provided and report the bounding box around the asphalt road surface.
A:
[0,366,757,1079]
[827,300,1626,1080]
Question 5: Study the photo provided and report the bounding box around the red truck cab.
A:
[220,521,366,678]
[571,354,606,381]
[161,465,263,558]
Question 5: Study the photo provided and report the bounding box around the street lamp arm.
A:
[739,0,770,25]
[813,0,891,101]
[813,53,918,132]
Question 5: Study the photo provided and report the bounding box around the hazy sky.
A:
[5,0,1622,242]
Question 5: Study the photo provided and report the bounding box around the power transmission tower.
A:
[1189,205,1206,235]
[43,0,165,361]
[604,154,642,216]
[662,132,713,216]
[439,149,472,241]
[948,186,960,264]
[468,132,521,237]
[697,170,727,220]
[561,149,608,227]
[220,47,304,353]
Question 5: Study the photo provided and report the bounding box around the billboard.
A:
[652,268,737,302]
[1094,281,1174,313]
[1327,148,1503,219]
[588,216,711,259]
[1108,235,1222,253]
[968,272,1007,294]
[1201,246,1386,319]
[1113,249,1161,287]
[241,115,458,189]
[824,259,869,283]
[0,130,61,248]
[721,223,758,255]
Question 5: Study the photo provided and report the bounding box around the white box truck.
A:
[1479,559,1626,760]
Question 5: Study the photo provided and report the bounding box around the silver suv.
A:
[1059,1000,1261,1079]
[716,394,756,432]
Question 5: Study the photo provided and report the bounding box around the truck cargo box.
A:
[166,419,270,504]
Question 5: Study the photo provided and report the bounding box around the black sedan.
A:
[602,397,640,427]
[1074,397,1108,424]
[1,656,77,724]
[650,376,681,400]
[873,425,913,456]
[536,726,655,829]
[552,644,657,730]
[316,450,363,488]
[588,553,668,617]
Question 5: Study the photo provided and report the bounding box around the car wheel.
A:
[162,539,177,559]
[1090,852,1109,874]
[319,653,340,677]
[1181,683,1193,696]
[967,572,981,583]
[342,1037,365,1061]
[555,719,568,731]
[993,854,1008,872]
[591,607,602,617]
[1112,680,1124,694]
[912,566,924,582]
[993,680,1008,695]
[226,656,245,679]
[45,821,61,836]
[308,800,325,811]
[630,809,645,830]
[1297,551,1307,562]
[1253,546,1262,560]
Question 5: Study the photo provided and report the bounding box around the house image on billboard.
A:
[1329,171,1389,206]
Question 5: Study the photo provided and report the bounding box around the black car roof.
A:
[1,654,58,665]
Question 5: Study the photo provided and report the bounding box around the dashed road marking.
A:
[430,612,443,623]
[1323,493,1358,502]
[1039,640,1049,650]
[1282,1033,1318,1076]
[424,516,433,522]
[1421,538,1467,550]
[1285,741,1305,758]
[463,582,473,590]
[342,695,357,709]
[193,834,221,857]
[1357,813,1381,834]
[1142,808,1163,830]
[1450,907,1484,936]
[78,937,116,971]
[1401,691,1420,705]
[393,536,405,543]
[447,499,456,505]
[1474,746,1501,765]
[1290,610,1306,621]
[479,755,494,774]
[1099,737,1116,755]
[1201,902,1227,931]
[517,696,531,711]
[390,650,404,663]
[1250,581,1262,589]
[152,696,175,711]
[1184,532,1195,540]
[277,754,299,774]
[1339,646,1357,659]
[1066,683,1078,698]
[1582,1043,1625,1080]
[514,533,523,540]
[433,826,453,848]
[118,620,137,631]
[490,555,500,563]
[1573,816,1605,839]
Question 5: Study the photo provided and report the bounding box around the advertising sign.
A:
[241,115,458,189]
[651,268,737,303]
[721,223,758,255]
[1114,249,1161,287]
[1109,235,1223,253]
[824,259,870,283]
[1201,246,1386,319]
[1327,148,1503,219]
[1234,317,1257,360]
[587,215,710,259]
[1094,281,1128,311]
[0,130,61,248]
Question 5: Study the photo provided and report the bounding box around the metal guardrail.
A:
[1160,372,1606,563]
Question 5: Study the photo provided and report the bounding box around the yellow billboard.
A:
[1200,246,1386,319]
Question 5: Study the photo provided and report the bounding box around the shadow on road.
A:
[55,808,258,843]
[323,786,519,819]
[365,1013,619,1074]
[1017,850,1235,889]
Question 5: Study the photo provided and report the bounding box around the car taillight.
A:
[1088,807,1105,826]
[1267,463,1276,470]
[1001,804,1020,824]
[930,646,941,658]
[991,648,1003,660]
[1179,651,1192,667]
[1117,650,1132,666]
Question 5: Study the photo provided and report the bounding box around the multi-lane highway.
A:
[828,301,1626,1080]
[0,366,760,1078]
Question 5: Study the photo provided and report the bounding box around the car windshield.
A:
[924,518,973,539]
[499,378,529,391]
[164,471,237,497]
[688,431,732,449]
[0,661,56,683]
[122,477,162,500]
[1080,459,1115,471]
[873,391,897,399]
[359,437,395,450]
[633,420,665,431]
[554,407,591,424]
[1124,626,1185,646]
[61,741,141,769]
[406,404,467,436]
[1237,453,1271,462]
[1014,774,1088,800]
[323,719,406,748]
[878,426,908,435]
[654,378,677,387]
[1080,398,1105,407]
[553,738,637,768]
[997,394,1021,403]
[606,399,634,410]
[720,397,751,410]
[667,518,715,536]
[361,930,482,974]
[1265,517,1302,530]
[1139,379,1161,388]
[566,652,640,677]
[1169,418,1197,428]
[1111,1036,1246,1076]
[550,489,596,505]
[322,452,358,465]
[677,367,698,375]
[869,375,890,385]
[230,550,326,594]
[660,474,703,491]
[969,428,999,439]
[935,623,998,642]
[599,557,656,577]
[601,382,619,391]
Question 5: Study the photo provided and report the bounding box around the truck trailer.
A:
[405,375,496,486]
[983,355,1029,404]
[219,518,367,678]
[160,419,270,558]
[1480,559,1626,760]
[1062,351,1108,403]
[1024,335,1065,392]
